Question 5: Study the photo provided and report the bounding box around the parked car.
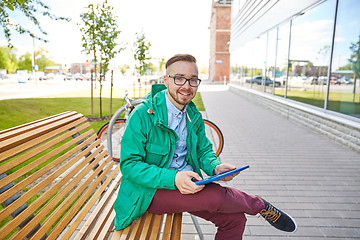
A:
[0,73,9,80]
[330,76,341,85]
[74,73,85,81]
[149,76,165,85]
[246,75,281,87]
[339,76,353,85]
[64,74,74,81]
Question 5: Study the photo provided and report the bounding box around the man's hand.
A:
[175,171,205,194]
[214,163,238,182]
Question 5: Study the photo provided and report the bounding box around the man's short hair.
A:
[165,54,197,70]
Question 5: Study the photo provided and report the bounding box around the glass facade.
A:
[230,0,360,119]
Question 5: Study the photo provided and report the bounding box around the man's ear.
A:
[164,75,169,87]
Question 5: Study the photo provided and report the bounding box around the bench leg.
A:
[190,214,204,240]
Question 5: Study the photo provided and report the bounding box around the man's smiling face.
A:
[164,61,199,111]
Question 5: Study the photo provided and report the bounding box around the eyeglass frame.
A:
[167,75,202,87]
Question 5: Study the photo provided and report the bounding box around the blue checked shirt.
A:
[165,93,194,172]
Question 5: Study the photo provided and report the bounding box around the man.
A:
[114,54,297,239]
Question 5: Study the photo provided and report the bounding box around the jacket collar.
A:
[143,84,201,126]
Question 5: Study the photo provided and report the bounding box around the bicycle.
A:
[97,92,224,162]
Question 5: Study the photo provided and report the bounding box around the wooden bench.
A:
[0,111,182,240]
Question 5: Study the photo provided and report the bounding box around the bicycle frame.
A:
[107,95,144,159]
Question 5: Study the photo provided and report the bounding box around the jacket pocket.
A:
[145,143,169,166]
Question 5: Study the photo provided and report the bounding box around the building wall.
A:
[209,0,231,82]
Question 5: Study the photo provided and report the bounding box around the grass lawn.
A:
[275,88,360,116]
[0,92,205,133]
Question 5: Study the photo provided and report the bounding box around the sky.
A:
[0,0,213,69]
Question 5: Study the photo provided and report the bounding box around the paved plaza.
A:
[182,85,360,239]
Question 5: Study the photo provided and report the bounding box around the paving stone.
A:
[191,85,360,239]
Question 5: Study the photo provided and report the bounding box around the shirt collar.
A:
[165,91,187,117]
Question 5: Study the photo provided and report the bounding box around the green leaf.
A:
[6,4,15,11]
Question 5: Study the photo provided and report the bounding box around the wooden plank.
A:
[72,167,121,240]
[110,229,124,240]
[42,154,113,240]
[97,209,116,240]
[161,214,174,240]
[0,117,89,163]
[29,151,112,239]
[2,140,103,240]
[0,132,96,206]
[0,111,75,138]
[79,171,120,240]
[128,216,143,239]
[0,113,84,152]
[0,123,92,190]
[149,214,163,240]
[170,213,182,240]
[139,212,154,240]
[119,225,130,240]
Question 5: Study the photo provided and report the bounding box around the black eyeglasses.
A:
[167,75,201,87]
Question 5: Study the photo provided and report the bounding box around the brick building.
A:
[209,0,232,82]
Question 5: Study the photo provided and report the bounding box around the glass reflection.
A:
[287,0,336,109]
[329,0,360,118]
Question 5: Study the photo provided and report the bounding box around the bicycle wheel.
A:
[97,118,127,162]
[204,119,224,157]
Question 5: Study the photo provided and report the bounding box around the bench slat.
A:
[98,208,117,240]
[1,142,105,239]
[34,152,112,240]
[110,212,182,240]
[0,112,83,153]
[149,214,163,239]
[83,173,120,240]
[0,116,89,163]
[0,135,98,213]
[0,111,76,140]
[170,213,182,240]
[0,125,93,191]
[73,166,122,239]
[162,214,174,240]
[139,212,155,239]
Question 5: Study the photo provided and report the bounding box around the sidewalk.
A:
[190,84,360,239]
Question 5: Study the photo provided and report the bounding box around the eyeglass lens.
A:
[173,76,201,87]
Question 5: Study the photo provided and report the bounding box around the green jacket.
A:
[114,84,221,230]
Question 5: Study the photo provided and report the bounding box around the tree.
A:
[134,32,151,76]
[0,0,70,48]
[18,52,32,71]
[79,3,97,117]
[120,64,130,75]
[0,46,17,73]
[80,0,124,117]
[159,57,165,73]
[349,36,360,101]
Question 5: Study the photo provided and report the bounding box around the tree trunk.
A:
[99,62,103,117]
[91,69,94,117]
[110,70,113,119]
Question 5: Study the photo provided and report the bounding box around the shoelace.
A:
[259,205,281,222]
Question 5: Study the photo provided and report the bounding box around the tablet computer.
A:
[194,165,249,185]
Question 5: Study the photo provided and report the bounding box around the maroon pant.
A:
[147,183,265,240]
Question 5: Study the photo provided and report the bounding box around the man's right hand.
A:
[175,171,204,194]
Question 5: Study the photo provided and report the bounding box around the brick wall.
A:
[209,1,231,82]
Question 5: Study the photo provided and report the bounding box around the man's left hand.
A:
[213,163,239,182]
